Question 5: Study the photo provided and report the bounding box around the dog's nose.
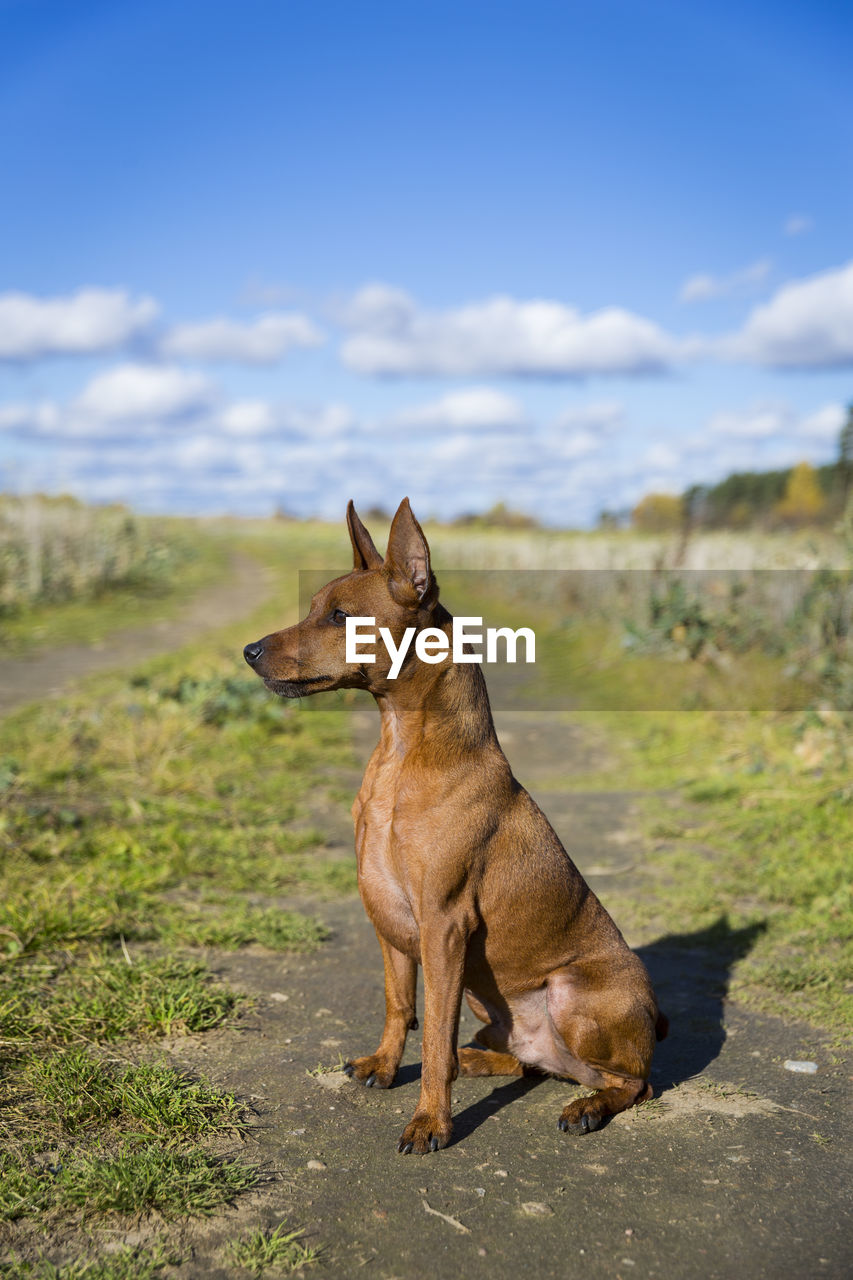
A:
[243,641,264,666]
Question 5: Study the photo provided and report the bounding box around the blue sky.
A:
[1,0,852,524]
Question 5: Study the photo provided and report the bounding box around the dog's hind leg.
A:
[459,990,527,1075]
[547,965,657,1134]
[345,937,417,1089]
[465,989,514,1050]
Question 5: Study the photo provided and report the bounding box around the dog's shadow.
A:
[437,914,766,1144]
[638,914,766,1093]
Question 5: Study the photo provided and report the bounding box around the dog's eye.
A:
[330,608,349,626]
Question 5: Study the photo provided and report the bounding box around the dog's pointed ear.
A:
[385,497,434,605]
[346,500,383,571]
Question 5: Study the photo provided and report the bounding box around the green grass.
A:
[0,519,357,1263]
[20,1050,245,1138]
[226,1223,320,1274]
[0,1144,258,1221]
[0,1245,180,1279]
[568,707,853,1033]
[0,525,358,1059]
[1,954,237,1050]
[168,902,330,950]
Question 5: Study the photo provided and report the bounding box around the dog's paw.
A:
[397,1112,452,1154]
[343,1054,397,1089]
[557,1099,603,1135]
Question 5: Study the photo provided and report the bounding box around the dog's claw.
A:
[558,1108,601,1135]
[343,1057,397,1088]
[397,1116,450,1154]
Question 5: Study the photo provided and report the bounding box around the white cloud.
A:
[799,403,845,440]
[340,284,677,377]
[0,288,157,360]
[642,442,682,472]
[73,364,217,423]
[341,283,414,332]
[198,398,354,440]
[161,311,324,363]
[282,403,354,439]
[0,370,353,454]
[726,261,853,367]
[543,401,623,460]
[705,406,788,440]
[394,387,524,430]
[679,259,771,303]
[0,401,61,435]
[217,400,277,436]
[784,214,813,237]
[0,366,217,441]
[552,429,600,460]
[683,402,845,480]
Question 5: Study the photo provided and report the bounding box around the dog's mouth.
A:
[263,674,334,698]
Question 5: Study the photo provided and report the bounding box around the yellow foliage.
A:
[631,492,683,532]
[776,461,825,524]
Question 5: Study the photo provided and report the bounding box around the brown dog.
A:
[243,498,666,1154]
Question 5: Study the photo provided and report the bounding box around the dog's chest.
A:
[352,756,422,959]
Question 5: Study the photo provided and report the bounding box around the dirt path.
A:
[0,554,275,716]
[3,584,848,1277]
[162,706,850,1280]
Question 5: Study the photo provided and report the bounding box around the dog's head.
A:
[243,497,440,697]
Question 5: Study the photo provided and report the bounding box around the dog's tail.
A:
[655,1011,669,1042]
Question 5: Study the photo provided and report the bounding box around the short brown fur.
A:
[244,499,667,1153]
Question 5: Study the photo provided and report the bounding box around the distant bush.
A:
[138,672,285,728]
[622,564,853,709]
[452,501,540,530]
[631,493,683,533]
[0,494,196,614]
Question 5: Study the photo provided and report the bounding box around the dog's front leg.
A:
[345,936,417,1089]
[397,920,467,1154]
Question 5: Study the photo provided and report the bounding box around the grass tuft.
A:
[0,1144,258,1221]
[25,1049,245,1137]
[168,904,330,951]
[1,954,236,1050]
[226,1222,320,1274]
[0,1244,180,1279]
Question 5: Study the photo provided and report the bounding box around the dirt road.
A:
[3,577,849,1277]
[164,706,851,1280]
[0,554,275,716]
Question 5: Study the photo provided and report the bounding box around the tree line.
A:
[628,403,853,532]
